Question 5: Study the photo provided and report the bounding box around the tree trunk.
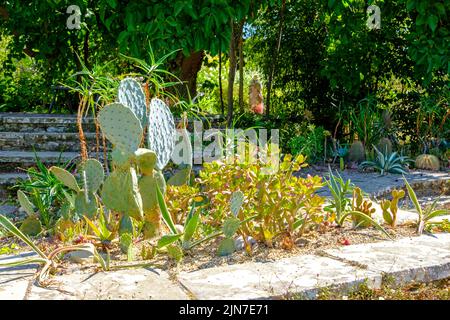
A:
[266,0,286,117]
[238,31,244,113]
[227,20,244,127]
[219,47,225,115]
[172,51,205,101]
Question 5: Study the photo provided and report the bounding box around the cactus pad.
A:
[74,191,98,219]
[118,78,148,128]
[217,238,236,256]
[148,98,176,170]
[17,190,35,216]
[50,166,80,192]
[98,103,143,154]
[230,191,244,217]
[135,148,157,175]
[79,159,104,193]
[19,215,42,236]
[167,167,191,186]
[222,217,241,238]
[101,169,144,220]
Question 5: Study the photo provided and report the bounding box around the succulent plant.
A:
[415,154,440,171]
[360,146,412,175]
[376,137,393,155]
[97,103,143,154]
[118,78,148,129]
[351,187,376,228]
[348,141,365,163]
[217,191,245,256]
[50,160,104,219]
[381,189,405,227]
[148,98,176,170]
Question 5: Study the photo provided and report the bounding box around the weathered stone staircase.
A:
[0,113,105,201]
[0,112,224,202]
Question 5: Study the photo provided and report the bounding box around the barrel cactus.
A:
[348,141,365,163]
[415,154,440,171]
[377,137,392,155]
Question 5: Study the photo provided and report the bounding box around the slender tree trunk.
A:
[238,29,245,113]
[266,0,286,117]
[227,20,245,127]
[218,46,225,116]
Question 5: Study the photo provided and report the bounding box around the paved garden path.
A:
[1,232,449,300]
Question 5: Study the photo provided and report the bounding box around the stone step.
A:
[0,132,109,152]
[0,150,88,172]
[0,112,225,133]
[0,113,96,133]
[0,172,28,200]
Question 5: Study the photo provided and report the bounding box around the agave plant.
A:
[360,146,412,175]
[403,177,450,234]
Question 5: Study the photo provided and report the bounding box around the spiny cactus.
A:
[118,78,148,128]
[381,189,405,227]
[217,191,245,256]
[377,137,392,155]
[148,98,176,170]
[348,141,365,163]
[415,154,440,171]
[97,103,143,154]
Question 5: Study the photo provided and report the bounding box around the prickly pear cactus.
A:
[135,148,157,176]
[98,103,143,154]
[49,166,80,192]
[118,78,148,128]
[148,98,176,170]
[230,191,244,217]
[17,190,35,216]
[79,159,104,193]
[19,215,42,236]
[101,168,144,220]
[74,191,98,219]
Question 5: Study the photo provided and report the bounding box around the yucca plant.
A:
[403,176,450,234]
[360,145,412,175]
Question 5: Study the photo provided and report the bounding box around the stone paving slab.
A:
[324,234,450,285]
[0,252,38,300]
[26,268,189,300]
[178,255,381,300]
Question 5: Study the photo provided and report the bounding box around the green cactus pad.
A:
[111,148,133,169]
[19,215,42,236]
[138,175,159,211]
[230,191,244,217]
[79,159,104,193]
[50,166,80,192]
[98,103,143,154]
[17,190,35,216]
[217,238,236,256]
[101,169,144,220]
[135,148,157,175]
[148,98,176,170]
[154,170,167,194]
[74,191,98,219]
[118,78,148,128]
[222,217,241,238]
[119,215,134,235]
[167,167,191,186]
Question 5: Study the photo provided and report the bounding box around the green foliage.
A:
[324,168,354,226]
[403,176,450,234]
[288,125,329,162]
[360,146,412,175]
[351,187,376,228]
[198,152,325,246]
